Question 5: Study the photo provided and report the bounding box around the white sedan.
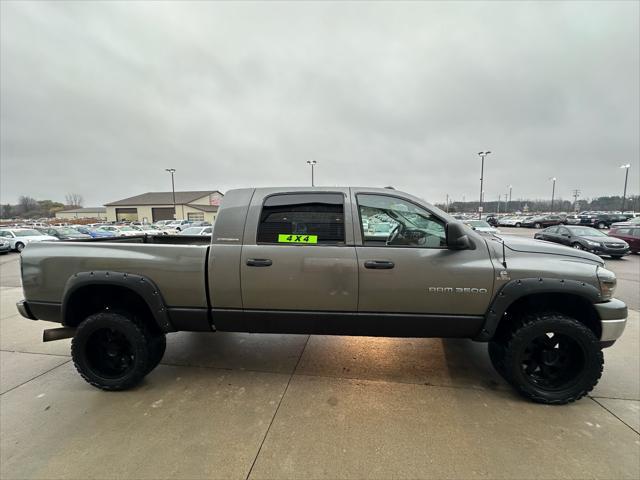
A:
[464,220,500,234]
[130,225,168,235]
[0,228,58,252]
[179,226,213,236]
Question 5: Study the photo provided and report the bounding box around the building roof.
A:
[105,191,222,206]
[59,207,107,213]
[187,204,219,212]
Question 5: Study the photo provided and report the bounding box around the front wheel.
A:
[572,243,583,250]
[15,242,25,252]
[515,223,521,228]
[502,312,603,404]
[71,312,157,391]
[597,222,606,229]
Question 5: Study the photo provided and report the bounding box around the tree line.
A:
[435,195,640,214]
[1,193,84,219]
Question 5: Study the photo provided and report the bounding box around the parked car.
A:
[608,226,640,254]
[17,186,627,405]
[97,225,142,237]
[165,220,192,232]
[565,214,581,225]
[522,215,565,228]
[484,215,499,227]
[130,225,168,235]
[179,226,213,236]
[578,213,628,229]
[464,220,500,234]
[0,228,58,252]
[44,227,92,241]
[0,238,11,254]
[72,226,116,238]
[611,216,640,228]
[534,225,629,258]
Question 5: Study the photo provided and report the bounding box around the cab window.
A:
[357,194,446,248]
[257,193,345,245]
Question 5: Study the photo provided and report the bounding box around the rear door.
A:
[241,190,358,311]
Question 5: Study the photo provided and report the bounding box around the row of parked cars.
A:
[484,212,637,229]
[0,220,214,253]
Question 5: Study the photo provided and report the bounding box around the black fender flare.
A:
[61,271,174,332]
[476,277,602,341]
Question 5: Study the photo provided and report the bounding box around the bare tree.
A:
[65,193,84,208]
[18,196,38,213]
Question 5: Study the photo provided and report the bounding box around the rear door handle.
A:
[246,258,273,267]
[364,260,395,269]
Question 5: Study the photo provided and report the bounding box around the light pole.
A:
[445,194,449,213]
[507,185,512,212]
[165,168,176,219]
[549,177,556,212]
[306,160,317,186]
[478,151,491,219]
[620,164,631,211]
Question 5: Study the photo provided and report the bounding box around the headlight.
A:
[597,267,617,300]
[586,240,601,247]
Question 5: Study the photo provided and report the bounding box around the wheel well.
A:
[495,293,601,339]
[64,285,161,334]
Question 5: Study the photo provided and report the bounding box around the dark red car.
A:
[608,226,640,253]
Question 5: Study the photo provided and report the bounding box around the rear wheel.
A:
[515,222,521,228]
[71,312,156,391]
[597,222,606,229]
[534,222,542,229]
[501,312,603,404]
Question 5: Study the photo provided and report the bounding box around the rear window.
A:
[257,193,345,245]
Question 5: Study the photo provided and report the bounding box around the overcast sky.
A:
[1,1,638,207]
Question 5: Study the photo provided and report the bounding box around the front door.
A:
[354,193,495,316]
[241,191,358,311]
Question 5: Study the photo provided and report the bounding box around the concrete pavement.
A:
[1,249,639,479]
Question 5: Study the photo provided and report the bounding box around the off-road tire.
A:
[488,340,508,380]
[502,312,603,404]
[71,312,155,391]
[145,333,167,375]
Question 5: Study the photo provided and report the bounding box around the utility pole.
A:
[507,185,512,212]
[477,151,491,219]
[445,194,449,213]
[549,177,556,212]
[572,189,581,212]
[165,168,177,219]
[306,160,317,186]
[497,194,501,214]
[620,164,631,211]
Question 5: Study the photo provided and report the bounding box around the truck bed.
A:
[21,239,210,309]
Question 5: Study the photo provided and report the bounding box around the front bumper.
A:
[595,298,627,343]
[589,245,629,256]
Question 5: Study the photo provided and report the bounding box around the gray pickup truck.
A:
[17,187,627,404]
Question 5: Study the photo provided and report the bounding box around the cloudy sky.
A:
[1,1,638,207]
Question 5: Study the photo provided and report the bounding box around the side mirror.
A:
[447,222,474,250]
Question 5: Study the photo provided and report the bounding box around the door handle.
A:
[246,258,273,267]
[364,260,395,269]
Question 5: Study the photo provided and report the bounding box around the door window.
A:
[357,194,446,248]
[257,193,345,245]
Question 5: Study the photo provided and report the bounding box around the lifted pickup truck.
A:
[18,187,627,404]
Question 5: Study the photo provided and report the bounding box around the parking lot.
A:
[1,228,639,479]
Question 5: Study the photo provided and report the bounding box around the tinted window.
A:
[357,194,446,248]
[546,226,558,233]
[257,193,345,245]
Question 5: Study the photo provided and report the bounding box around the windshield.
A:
[14,229,42,237]
[569,227,606,237]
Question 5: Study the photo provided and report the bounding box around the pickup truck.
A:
[17,187,627,404]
